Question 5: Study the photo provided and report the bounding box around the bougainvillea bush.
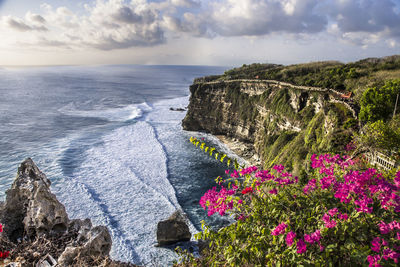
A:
[179,139,400,266]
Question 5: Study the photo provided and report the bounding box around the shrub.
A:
[179,141,400,266]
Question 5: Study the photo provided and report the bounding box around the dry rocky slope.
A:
[0,158,136,266]
[182,78,356,175]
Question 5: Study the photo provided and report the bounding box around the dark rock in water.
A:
[156,210,191,246]
[0,158,120,266]
[169,107,186,112]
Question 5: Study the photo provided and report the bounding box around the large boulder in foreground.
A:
[0,158,69,242]
[0,158,116,266]
[157,210,191,246]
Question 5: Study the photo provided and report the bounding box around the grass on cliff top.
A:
[198,55,400,101]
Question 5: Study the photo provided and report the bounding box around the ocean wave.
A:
[57,121,185,264]
[58,102,152,122]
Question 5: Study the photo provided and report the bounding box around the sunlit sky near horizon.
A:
[1,0,400,66]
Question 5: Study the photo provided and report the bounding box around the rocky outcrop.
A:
[0,158,120,266]
[1,158,68,242]
[156,211,191,246]
[183,79,356,173]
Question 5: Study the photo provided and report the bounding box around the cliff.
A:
[0,158,136,267]
[182,79,356,175]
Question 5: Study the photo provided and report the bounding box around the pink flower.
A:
[269,188,278,195]
[338,213,348,220]
[230,170,239,178]
[311,230,321,242]
[327,220,337,228]
[240,166,258,175]
[296,239,307,254]
[383,248,400,261]
[285,231,296,246]
[371,237,381,252]
[320,175,336,189]
[322,213,330,224]
[390,220,400,230]
[304,234,313,244]
[379,221,391,234]
[328,208,339,217]
[273,164,285,173]
[199,186,235,216]
[395,171,400,188]
[367,255,381,267]
[304,230,321,244]
[303,179,317,194]
[271,222,287,236]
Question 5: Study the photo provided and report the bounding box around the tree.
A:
[359,79,400,122]
[355,120,400,154]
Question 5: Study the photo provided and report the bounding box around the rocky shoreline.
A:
[214,135,260,167]
[0,158,137,267]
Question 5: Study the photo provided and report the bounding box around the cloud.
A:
[327,0,400,37]
[1,0,165,50]
[1,0,400,52]
[171,0,200,8]
[163,13,209,37]
[165,0,400,49]
[203,0,327,36]
[26,12,46,24]
[3,16,47,31]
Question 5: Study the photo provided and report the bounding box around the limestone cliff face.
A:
[183,79,356,174]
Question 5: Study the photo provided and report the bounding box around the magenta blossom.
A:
[285,231,296,247]
[367,255,382,267]
[328,208,339,217]
[296,239,307,254]
[271,222,287,236]
[303,179,317,194]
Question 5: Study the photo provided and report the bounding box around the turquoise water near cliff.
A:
[0,65,238,265]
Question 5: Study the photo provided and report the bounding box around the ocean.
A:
[0,65,239,265]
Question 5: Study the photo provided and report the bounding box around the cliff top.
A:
[195,55,400,100]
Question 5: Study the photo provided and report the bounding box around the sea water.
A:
[0,65,242,265]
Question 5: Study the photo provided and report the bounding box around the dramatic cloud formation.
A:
[1,0,400,50]
[206,0,327,36]
[0,0,399,65]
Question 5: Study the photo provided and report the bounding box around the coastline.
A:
[214,135,261,167]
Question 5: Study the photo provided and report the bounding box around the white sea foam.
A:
[145,96,189,123]
[50,95,239,266]
[58,102,151,122]
[57,120,184,265]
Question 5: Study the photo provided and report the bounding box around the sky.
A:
[0,0,400,66]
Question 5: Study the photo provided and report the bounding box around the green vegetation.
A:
[355,118,400,156]
[359,79,400,122]
[177,140,400,266]
[202,56,400,96]
[200,56,400,168]
[179,56,400,266]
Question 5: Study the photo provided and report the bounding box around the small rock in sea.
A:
[169,107,186,112]
[156,210,191,246]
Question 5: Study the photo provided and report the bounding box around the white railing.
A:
[366,151,398,171]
